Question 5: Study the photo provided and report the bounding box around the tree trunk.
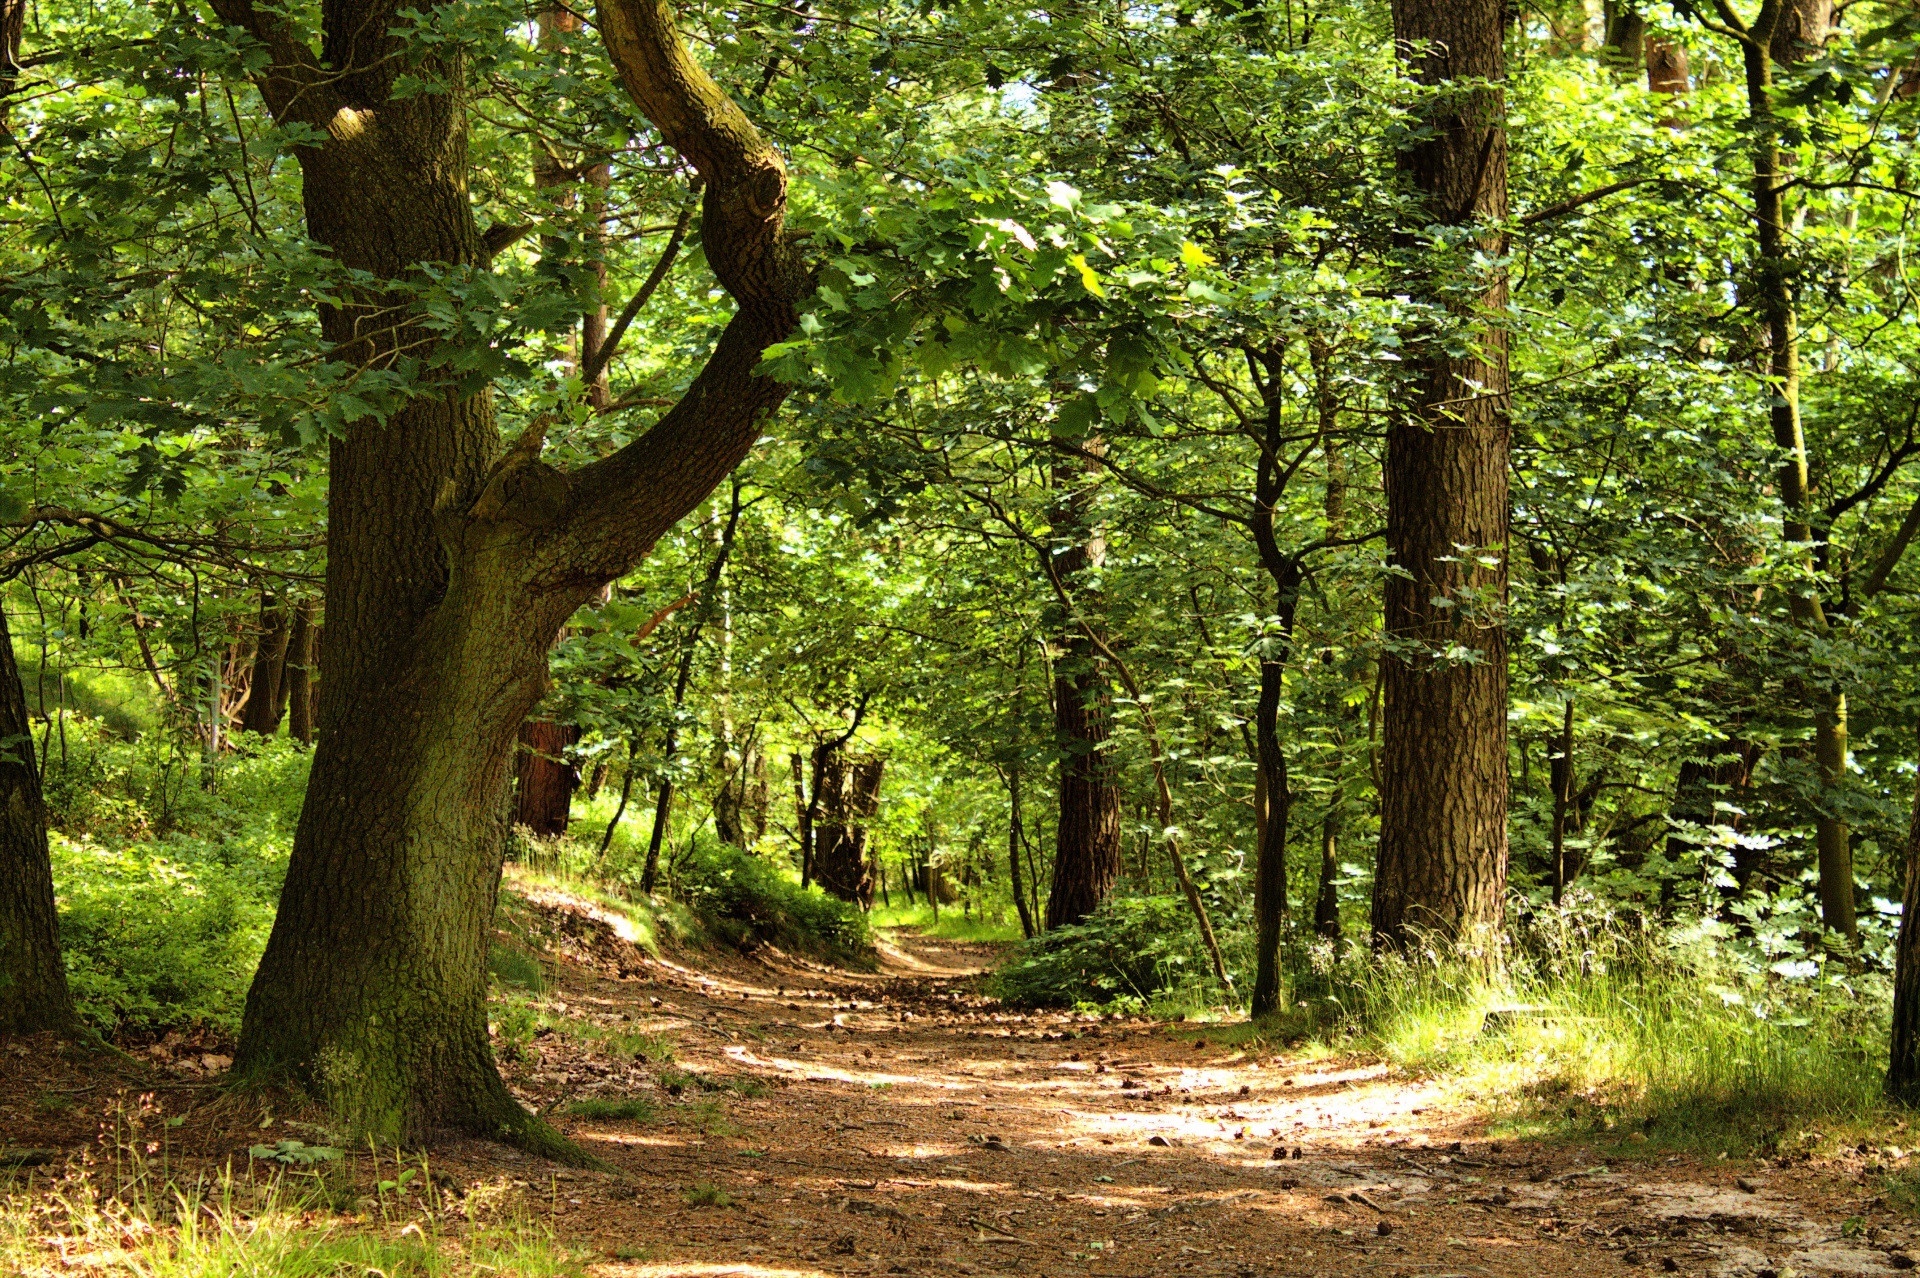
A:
[1313,809,1342,944]
[0,603,75,1035]
[813,749,883,908]
[792,751,812,886]
[1006,764,1037,939]
[1667,737,1764,884]
[513,719,580,837]
[1887,749,1920,1101]
[1043,450,1122,929]
[222,0,805,1155]
[1725,2,1855,948]
[240,596,292,736]
[285,600,318,745]
[1550,698,1575,904]
[1371,0,1511,951]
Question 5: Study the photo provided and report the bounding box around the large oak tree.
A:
[210,0,805,1151]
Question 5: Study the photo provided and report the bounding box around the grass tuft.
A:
[565,1098,656,1122]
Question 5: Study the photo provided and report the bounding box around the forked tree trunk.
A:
[1371,0,1511,950]
[220,0,804,1155]
[0,602,75,1035]
[1043,451,1122,929]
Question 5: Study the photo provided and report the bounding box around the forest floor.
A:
[6,879,1920,1277]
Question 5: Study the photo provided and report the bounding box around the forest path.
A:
[476,894,1920,1278]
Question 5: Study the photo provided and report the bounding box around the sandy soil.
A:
[7,886,1920,1278]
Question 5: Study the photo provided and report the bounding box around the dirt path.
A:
[472,897,1920,1278]
[6,889,1917,1277]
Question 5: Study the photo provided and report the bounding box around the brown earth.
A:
[6,879,1920,1277]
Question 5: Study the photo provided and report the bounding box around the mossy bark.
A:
[213,0,803,1152]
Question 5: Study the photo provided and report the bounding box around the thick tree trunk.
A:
[1043,452,1122,929]
[513,720,579,837]
[0,603,75,1035]
[241,596,293,736]
[1371,0,1511,951]
[221,0,804,1154]
[284,600,318,745]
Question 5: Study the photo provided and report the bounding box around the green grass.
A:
[681,1181,735,1209]
[870,903,1022,942]
[0,1162,585,1278]
[565,1098,656,1122]
[1280,920,1891,1158]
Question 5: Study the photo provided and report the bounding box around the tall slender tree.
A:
[1371,0,1512,949]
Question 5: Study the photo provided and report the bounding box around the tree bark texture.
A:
[0,603,75,1035]
[1372,0,1511,951]
[216,0,804,1153]
[513,719,580,837]
[1247,350,1305,1017]
[1044,451,1121,930]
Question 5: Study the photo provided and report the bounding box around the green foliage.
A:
[564,1098,656,1122]
[248,1140,342,1168]
[991,896,1202,1009]
[486,945,546,994]
[48,726,306,1035]
[669,839,874,966]
[681,1182,735,1209]
[1286,907,1889,1152]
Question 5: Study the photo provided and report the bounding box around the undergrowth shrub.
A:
[669,839,874,966]
[1285,896,1890,1150]
[991,895,1203,1008]
[46,723,309,1037]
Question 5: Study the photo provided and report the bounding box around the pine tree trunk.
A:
[1372,0,1511,951]
[221,0,805,1155]
[0,602,75,1035]
[1043,451,1121,929]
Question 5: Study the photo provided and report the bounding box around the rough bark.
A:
[1043,450,1122,930]
[0,603,75,1035]
[1372,0,1511,951]
[217,0,803,1153]
[513,720,580,837]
